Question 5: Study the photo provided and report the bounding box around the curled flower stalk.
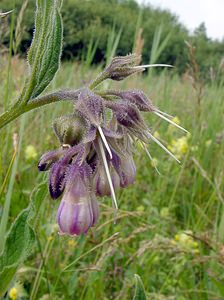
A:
[37,54,187,236]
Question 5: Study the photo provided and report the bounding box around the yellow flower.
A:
[171,116,180,125]
[193,241,199,248]
[151,158,158,168]
[174,231,199,251]
[47,235,54,242]
[168,136,189,159]
[168,116,181,132]
[154,131,160,139]
[68,239,77,247]
[8,282,26,299]
[25,145,37,160]
[9,287,18,300]
[174,234,180,241]
[178,137,189,154]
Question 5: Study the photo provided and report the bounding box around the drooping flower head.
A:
[38,54,186,236]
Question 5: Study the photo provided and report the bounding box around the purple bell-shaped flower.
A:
[57,164,99,236]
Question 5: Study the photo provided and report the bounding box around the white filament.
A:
[98,138,118,214]
[154,111,188,133]
[142,142,161,175]
[147,132,180,163]
[155,109,174,118]
[98,126,113,159]
[134,64,173,69]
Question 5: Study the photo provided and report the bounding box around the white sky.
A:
[137,0,224,40]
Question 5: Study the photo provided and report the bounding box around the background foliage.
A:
[1,0,224,299]
[1,0,224,75]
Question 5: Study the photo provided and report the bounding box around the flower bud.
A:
[53,113,87,146]
[38,149,65,171]
[108,89,154,112]
[49,160,68,199]
[76,89,103,126]
[107,101,143,128]
[94,164,120,196]
[48,146,83,199]
[104,54,143,81]
[57,171,94,236]
[119,156,136,187]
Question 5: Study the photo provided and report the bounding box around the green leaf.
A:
[210,277,224,297]
[0,182,46,297]
[27,0,63,99]
[133,274,147,300]
[0,210,34,296]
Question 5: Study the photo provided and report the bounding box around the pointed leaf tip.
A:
[133,274,147,300]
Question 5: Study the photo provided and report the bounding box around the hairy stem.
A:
[0,89,80,129]
[89,72,108,89]
[0,65,107,130]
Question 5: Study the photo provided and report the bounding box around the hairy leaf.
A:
[27,0,63,99]
[0,183,46,297]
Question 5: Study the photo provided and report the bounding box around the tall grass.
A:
[0,54,224,299]
[0,6,224,299]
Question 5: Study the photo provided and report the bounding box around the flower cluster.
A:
[38,54,186,236]
[172,231,199,254]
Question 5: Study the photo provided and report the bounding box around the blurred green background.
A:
[1,0,224,77]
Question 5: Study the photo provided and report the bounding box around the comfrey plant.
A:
[37,53,188,236]
[0,1,188,294]
[0,1,188,238]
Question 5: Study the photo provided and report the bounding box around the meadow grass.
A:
[0,55,224,300]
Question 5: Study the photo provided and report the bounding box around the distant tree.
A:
[194,22,207,39]
[1,0,224,76]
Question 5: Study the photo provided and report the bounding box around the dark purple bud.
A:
[107,101,143,128]
[38,149,65,171]
[94,164,120,196]
[48,145,83,199]
[53,113,87,146]
[57,164,95,236]
[104,54,143,81]
[108,89,154,112]
[76,89,104,126]
[49,160,68,199]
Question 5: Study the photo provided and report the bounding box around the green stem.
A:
[89,72,108,89]
[0,89,80,130]
[0,67,107,130]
